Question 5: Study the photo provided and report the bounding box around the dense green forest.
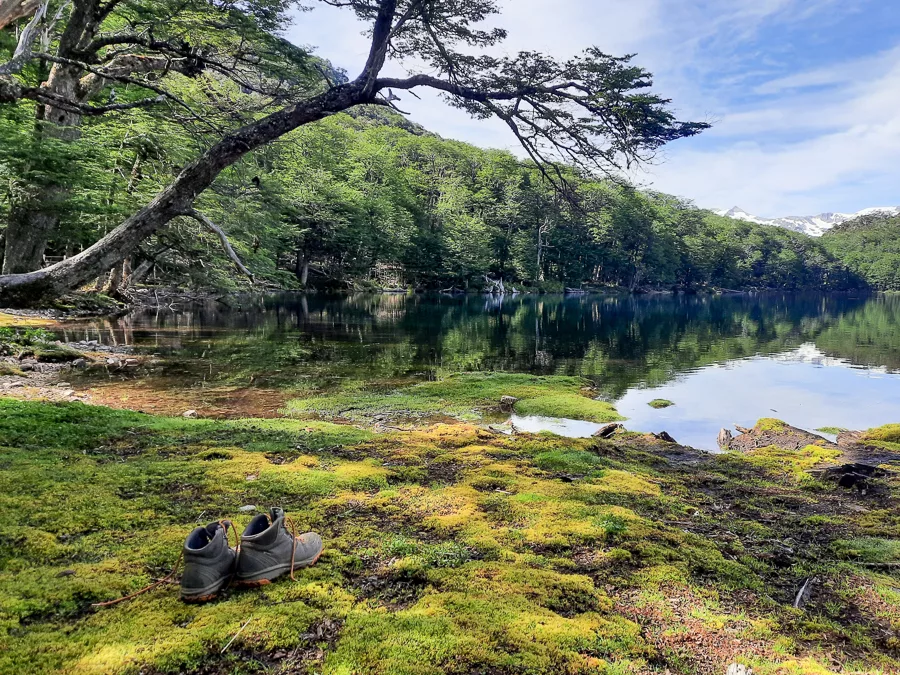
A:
[823,213,900,290]
[0,0,884,298]
[0,101,862,294]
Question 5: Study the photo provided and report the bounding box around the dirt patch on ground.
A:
[613,584,775,674]
[81,379,292,418]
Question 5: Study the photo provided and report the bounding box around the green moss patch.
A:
[648,399,675,409]
[832,537,900,563]
[284,372,623,424]
[3,399,900,674]
[0,363,25,377]
[862,424,900,451]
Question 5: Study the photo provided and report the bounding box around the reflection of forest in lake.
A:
[65,292,900,399]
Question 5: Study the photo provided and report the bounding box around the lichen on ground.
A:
[2,399,900,675]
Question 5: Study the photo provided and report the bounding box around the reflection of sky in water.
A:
[615,343,900,451]
[509,415,604,438]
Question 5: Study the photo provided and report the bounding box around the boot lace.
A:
[92,520,234,608]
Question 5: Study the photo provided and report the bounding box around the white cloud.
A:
[286,1,900,217]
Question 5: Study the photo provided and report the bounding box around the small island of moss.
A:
[648,398,675,409]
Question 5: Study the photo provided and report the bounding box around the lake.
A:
[65,292,900,451]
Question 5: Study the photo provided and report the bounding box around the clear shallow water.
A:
[616,345,900,449]
[68,292,900,450]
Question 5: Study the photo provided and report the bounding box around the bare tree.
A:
[0,0,707,305]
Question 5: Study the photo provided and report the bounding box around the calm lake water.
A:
[66,292,900,451]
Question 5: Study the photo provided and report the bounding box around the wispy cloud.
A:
[288,0,900,217]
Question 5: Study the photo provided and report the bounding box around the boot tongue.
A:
[269,507,285,524]
[204,521,223,538]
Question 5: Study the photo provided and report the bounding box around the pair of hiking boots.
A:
[180,507,323,602]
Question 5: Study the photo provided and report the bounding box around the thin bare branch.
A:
[0,0,49,75]
[183,210,254,283]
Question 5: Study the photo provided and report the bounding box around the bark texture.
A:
[0,0,41,29]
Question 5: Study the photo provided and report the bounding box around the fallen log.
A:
[592,422,622,439]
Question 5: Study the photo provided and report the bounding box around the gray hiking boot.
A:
[180,521,236,602]
[235,508,323,587]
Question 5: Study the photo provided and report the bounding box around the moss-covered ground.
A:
[283,372,623,424]
[3,395,900,675]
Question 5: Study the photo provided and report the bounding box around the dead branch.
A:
[184,210,254,283]
[0,0,48,74]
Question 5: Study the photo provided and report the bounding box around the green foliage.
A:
[0,326,53,347]
[0,89,857,291]
[823,214,900,290]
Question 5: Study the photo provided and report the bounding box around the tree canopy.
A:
[0,0,707,304]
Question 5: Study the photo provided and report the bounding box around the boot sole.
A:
[233,548,323,588]
[180,575,232,603]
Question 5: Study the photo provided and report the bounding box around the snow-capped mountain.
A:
[713,205,900,237]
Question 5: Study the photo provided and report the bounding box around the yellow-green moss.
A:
[2,399,900,675]
[755,418,788,433]
[0,312,56,328]
[861,424,900,451]
[284,372,623,423]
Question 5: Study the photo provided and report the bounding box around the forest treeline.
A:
[822,214,900,291]
[0,100,870,294]
[2,0,896,299]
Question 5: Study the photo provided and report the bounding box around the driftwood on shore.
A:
[592,422,622,439]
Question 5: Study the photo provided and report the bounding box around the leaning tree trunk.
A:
[0,82,364,306]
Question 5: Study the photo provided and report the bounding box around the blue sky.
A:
[287,1,900,217]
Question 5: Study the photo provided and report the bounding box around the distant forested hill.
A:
[0,105,863,292]
[822,214,900,290]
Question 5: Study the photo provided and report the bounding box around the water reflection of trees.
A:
[73,292,899,397]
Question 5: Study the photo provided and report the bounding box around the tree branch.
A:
[0,0,40,30]
[357,0,396,94]
[0,0,49,75]
[19,87,165,115]
[183,210,254,283]
[33,52,222,131]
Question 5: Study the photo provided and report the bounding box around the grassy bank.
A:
[2,399,900,674]
[283,373,623,424]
